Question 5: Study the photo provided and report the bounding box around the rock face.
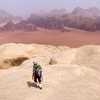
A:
[72,7,100,18]
[28,12,99,32]
[1,8,100,32]
[72,7,85,15]
[0,9,22,24]
[0,9,13,23]
[49,9,68,17]
[15,20,38,31]
[0,43,100,100]
[27,7,100,32]
[1,21,15,31]
[0,20,38,32]
[49,58,57,65]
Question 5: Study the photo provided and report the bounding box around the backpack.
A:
[35,67,42,77]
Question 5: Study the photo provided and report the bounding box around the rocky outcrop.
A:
[1,8,100,32]
[72,7,100,18]
[15,20,38,31]
[0,43,100,70]
[0,9,22,24]
[28,15,99,31]
[49,58,57,65]
[1,21,15,31]
[0,20,38,32]
[27,7,100,32]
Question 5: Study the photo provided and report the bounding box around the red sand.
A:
[0,28,100,47]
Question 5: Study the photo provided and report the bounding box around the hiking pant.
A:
[34,76,41,83]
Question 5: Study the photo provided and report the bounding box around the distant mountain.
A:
[72,7,85,15]
[30,9,68,18]
[72,7,100,18]
[87,7,100,18]
[28,8,100,32]
[49,9,68,17]
[0,20,38,32]
[0,9,22,24]
[87,7,100,13]
[0,9,13,18]
[0,9,13,23]
[1,8,100,32]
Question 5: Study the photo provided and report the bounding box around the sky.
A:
[0,0,100,17]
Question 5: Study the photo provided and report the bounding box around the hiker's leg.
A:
[36,79,39,87]
[34,76,38,87]
[38,76,42,89]
[39,83,42,89]
[34,76,37,82]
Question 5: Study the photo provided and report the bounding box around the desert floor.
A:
[0,28,100,47]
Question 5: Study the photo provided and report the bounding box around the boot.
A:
[39,83,42,89]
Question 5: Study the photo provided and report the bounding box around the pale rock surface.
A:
[0,43,100,100]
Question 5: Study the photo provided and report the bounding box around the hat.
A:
[33,61,37,65]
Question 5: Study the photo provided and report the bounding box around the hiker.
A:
[32,61,43,89]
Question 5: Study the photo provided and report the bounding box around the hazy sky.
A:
[0,0,100,17]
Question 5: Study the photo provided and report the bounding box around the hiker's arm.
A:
[32,67,35,79]
[41,70,43,78]
[41,70,43,82]
[32,73,34,79]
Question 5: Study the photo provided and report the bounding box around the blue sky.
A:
[0,0,100,17]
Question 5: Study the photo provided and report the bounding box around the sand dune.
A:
[0,43,100,100]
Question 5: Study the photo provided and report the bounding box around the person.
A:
[32,61,43,89]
